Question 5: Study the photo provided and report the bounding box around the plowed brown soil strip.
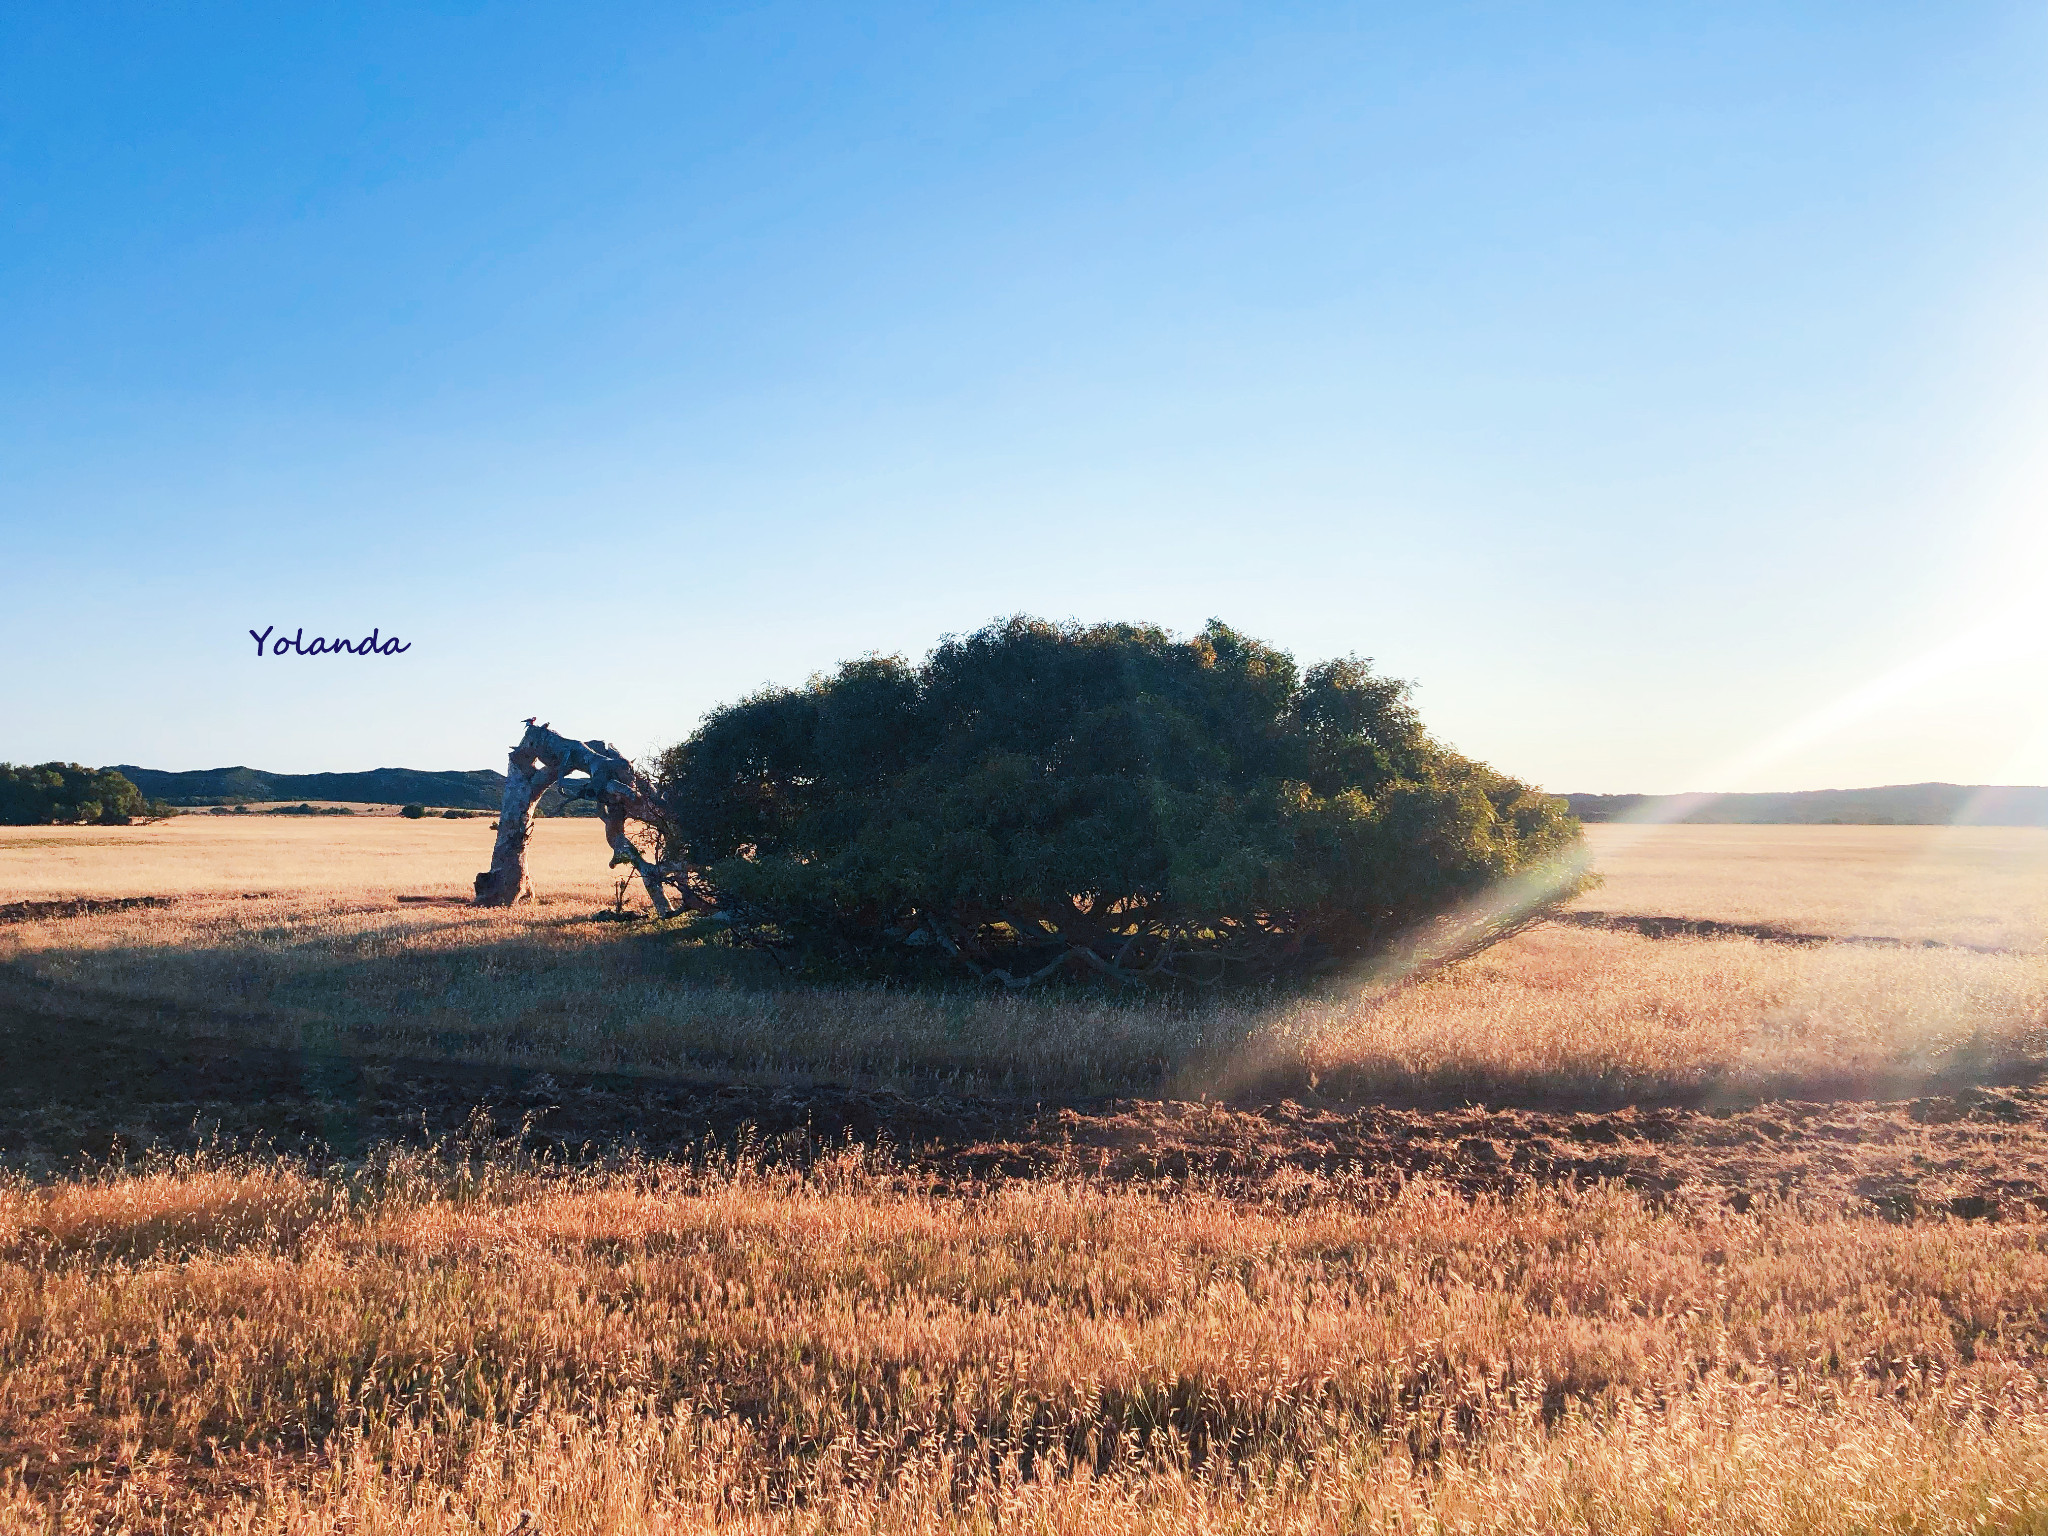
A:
[5,987,2042,1221]
[1556,908,2014,953]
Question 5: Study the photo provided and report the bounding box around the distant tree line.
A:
[0,764,170,825]
[1567,785,2048,826]
[113,764,598,814]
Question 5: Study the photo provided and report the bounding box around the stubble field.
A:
[2,816,2046,1531]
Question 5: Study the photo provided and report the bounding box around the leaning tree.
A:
[647,617,1589,986]
[473,719,705,913]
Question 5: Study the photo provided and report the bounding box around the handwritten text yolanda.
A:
[250,627,411,657]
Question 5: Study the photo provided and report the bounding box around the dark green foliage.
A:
[0,764,167,825]
[400,804,427,819]
[655,618,1586,987]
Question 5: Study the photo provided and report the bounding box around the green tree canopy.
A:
[655,618,1585,986]
[0,764,166,826]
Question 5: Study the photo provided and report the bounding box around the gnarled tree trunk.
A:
[474,719,695,913]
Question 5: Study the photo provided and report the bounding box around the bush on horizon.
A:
[0,763,168,826]
[654,617,1586,987]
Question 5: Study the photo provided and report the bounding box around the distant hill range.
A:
[1566,783,2048,826]
[113,765,508,810]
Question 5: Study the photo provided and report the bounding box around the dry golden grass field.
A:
[2,816,2047,1532]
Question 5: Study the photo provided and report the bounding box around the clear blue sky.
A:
[5,2,2046,793]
